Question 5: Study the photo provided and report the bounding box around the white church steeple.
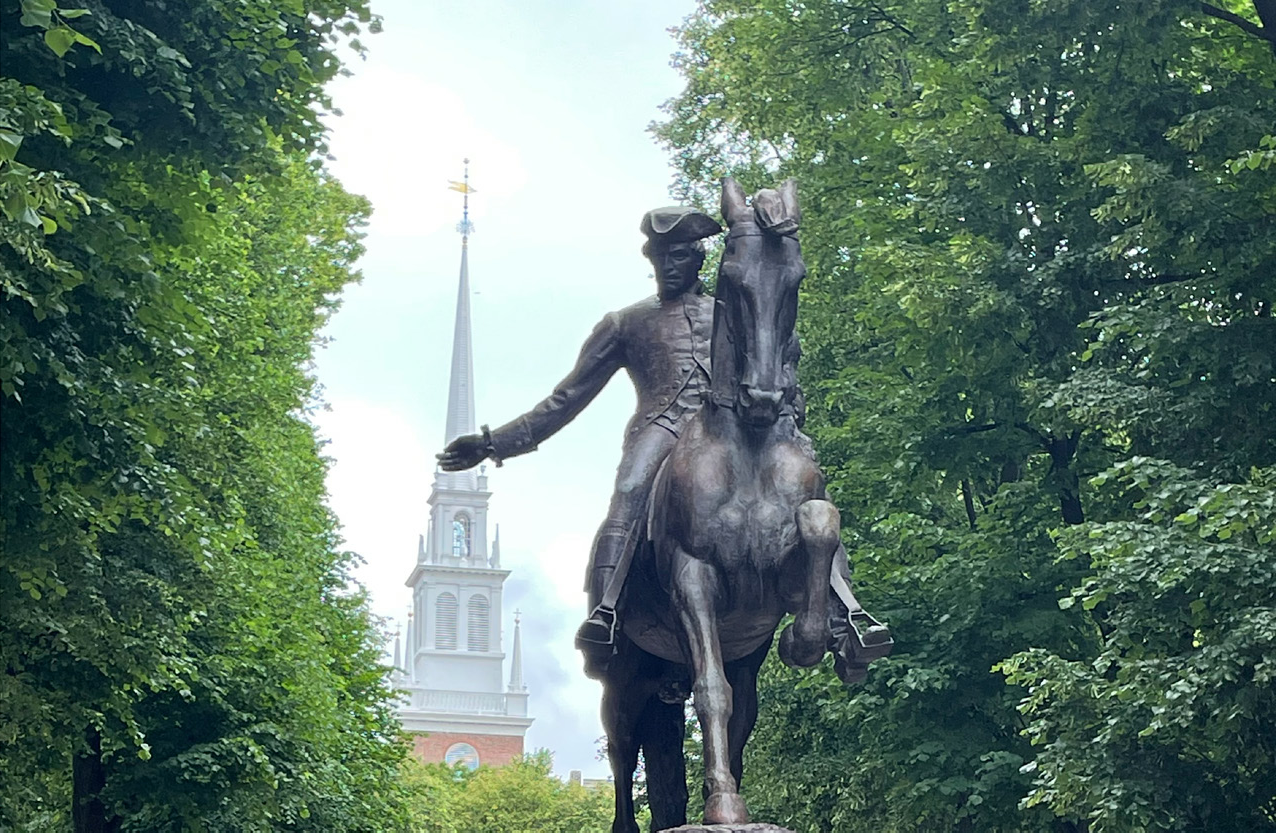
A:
[441,160,479,491]
[397,163,531,766]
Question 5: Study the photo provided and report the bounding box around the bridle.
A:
[710,220,800,415]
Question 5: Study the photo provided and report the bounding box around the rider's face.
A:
[649,242,703,299]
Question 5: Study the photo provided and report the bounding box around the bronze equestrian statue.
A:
[599,178,837,830]
[440,179,891,830]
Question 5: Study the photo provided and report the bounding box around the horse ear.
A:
[721,177,748,226]
[779,178,800,227]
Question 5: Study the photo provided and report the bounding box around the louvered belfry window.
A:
[435,593,458,650]
[467,595,490,652]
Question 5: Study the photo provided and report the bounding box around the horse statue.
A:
[601,177,840,831]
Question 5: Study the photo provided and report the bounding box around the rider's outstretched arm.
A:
[486,312,625,463]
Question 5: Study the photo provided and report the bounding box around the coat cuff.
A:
[487,417,538,462]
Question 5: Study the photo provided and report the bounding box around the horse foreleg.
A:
[671,550,748,825]
[639,697,688,832]
[726,637,770,790]
[779,499,839,668]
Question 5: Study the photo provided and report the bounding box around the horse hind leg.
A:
[638,697,687,832]
[670,549,748,825]
[779,499,838,668]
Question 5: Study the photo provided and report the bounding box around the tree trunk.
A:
[961,478,978,529]
[1047,431,1085,525]
[73,727,115,833]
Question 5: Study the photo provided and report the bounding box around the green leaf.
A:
[19,0,55,28]
[43,26,76,57]
[73,30,101,53]
[0,130,22,163]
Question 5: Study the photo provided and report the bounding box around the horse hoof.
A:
[778,622,825,668]
[704,791,749,824]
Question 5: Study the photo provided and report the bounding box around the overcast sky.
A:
[314,0,698,778]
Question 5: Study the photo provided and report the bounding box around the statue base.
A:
[659,825,795,833]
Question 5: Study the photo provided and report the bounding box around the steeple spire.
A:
[444,160,477,446]
[508,610,526,692]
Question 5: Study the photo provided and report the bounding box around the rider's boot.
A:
[576,563,617,679]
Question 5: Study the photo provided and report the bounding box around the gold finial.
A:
[448,159,475,237]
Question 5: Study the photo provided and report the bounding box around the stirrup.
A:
[847,610,894,661]
[575,606,617,648]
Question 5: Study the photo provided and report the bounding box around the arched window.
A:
[467,595,490,652]
[452,514,471,558]
[435,593,458,650]
[444,742,480,770]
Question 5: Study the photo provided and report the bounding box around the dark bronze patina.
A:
[439,181,892,831]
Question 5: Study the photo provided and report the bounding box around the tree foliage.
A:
[1,0,405,829]
[657,0,1275,830]
[403,751,617,833]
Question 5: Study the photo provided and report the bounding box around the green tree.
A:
[657,0,1274,830]
[1,0,405,829]
[403,751,617,833]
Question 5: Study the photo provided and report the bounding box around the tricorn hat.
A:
[640,206,723,244]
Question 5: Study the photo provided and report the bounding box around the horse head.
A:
[710,177,805,428]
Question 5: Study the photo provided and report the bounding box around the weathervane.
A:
[448,158,475,239]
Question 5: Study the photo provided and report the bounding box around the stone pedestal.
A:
[659,825,795,833]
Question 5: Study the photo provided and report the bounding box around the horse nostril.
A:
[742,387,782,407]
[739,386,783,419]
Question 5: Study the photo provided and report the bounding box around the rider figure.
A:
[437,206,722,677]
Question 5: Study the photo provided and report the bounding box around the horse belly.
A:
[624,605,783,665]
